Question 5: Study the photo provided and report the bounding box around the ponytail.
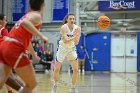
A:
[62,15,68,25]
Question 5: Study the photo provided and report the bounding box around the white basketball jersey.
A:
[59,24,78,48]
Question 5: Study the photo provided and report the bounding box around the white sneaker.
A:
[51,84,57,93]
[45,69,49,73]
[69,87,78,93]
[82,69,84,72]
[78,69,80,73]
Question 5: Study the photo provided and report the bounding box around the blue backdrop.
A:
[12,0,27,21]
[52,0,69,22]
[137,32,140,72]
[84,32,111,71]
[98,0,140,11]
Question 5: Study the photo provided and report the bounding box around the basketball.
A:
[97,16,110,29]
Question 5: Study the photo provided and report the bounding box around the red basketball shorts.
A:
[0,41,30,68]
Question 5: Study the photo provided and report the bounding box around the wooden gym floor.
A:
[1,71,139,93]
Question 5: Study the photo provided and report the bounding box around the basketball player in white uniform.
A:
[51,13,81,93]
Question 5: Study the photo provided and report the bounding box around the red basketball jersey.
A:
[8,12,41,49]
[0,25,9,43]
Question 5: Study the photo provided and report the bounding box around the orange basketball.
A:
[97,16,110,29]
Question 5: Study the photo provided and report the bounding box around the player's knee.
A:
[31,80,37,89]
[26,80,37,89]
[54,65,61,73]
[54,68,60,73]
[73,68,78,73]
[0,85,2,90]
[0,75,6,89]
[0,81,5,89]
[0,84,3,89]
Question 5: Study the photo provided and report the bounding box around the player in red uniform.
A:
[0,13,37,93]
[0,13,14,93]
[0,14,8,41]
[0,0,48,93]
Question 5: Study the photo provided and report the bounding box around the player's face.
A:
[67,15,75,25]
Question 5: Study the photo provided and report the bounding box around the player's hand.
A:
[73,29,79,38]
[40,35,48,44]
[32,54,40,63]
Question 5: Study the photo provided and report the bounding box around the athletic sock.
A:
[18,86,24,93]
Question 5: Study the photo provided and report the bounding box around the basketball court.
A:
[1,72,139,93]
[0,0,140,93]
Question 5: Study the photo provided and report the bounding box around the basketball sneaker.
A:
[51,84,57,93]
[69,87,78,93]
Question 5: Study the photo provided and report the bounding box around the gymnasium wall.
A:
[42,0,52,23]
[0,0,2,14]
